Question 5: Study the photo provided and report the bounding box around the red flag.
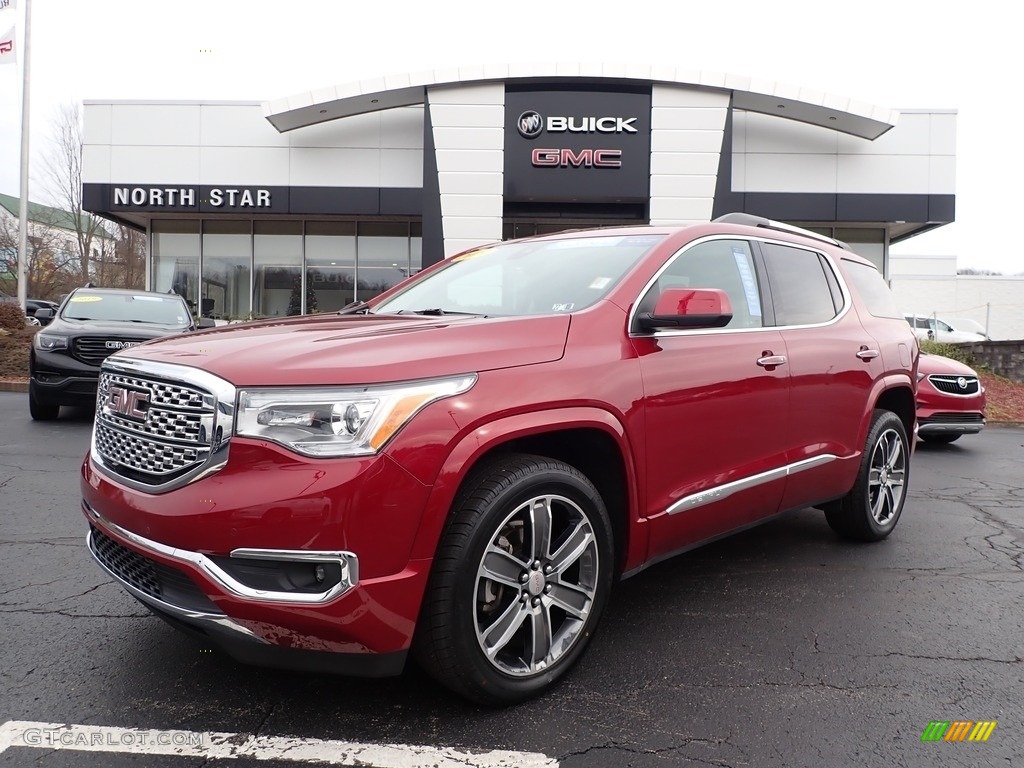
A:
[0,26,16,65]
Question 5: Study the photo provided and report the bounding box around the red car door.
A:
[631,237,791,560]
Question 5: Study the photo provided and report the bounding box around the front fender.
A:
[408,406,646,572]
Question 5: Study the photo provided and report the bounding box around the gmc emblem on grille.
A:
[105,340,142,350]
[107,386,150,420]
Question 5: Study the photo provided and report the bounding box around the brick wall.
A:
[962,340,1024,383]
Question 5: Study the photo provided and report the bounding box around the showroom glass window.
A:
[152,221,200,311]
[357,222,413,302]
[202,221,252,319]
[254,221,302,317]
[305,222,356,312]
[761,243,840,326]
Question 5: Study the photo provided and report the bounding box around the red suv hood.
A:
[113,313,570,386]
[918,353,978,377]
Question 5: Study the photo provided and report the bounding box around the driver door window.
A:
[637,239,763,329]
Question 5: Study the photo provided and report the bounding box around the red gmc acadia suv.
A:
[82,214,919,704]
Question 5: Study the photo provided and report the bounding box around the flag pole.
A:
[16,0,30,311]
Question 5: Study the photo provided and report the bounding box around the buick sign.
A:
[517,111,544,139]
[517,111,638,139]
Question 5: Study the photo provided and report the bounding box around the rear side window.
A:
[761,243,839,326]
[843,260,903,319]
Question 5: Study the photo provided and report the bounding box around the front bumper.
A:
[917,412,986,436]
[81,441,436,675]
[85,511,406,676]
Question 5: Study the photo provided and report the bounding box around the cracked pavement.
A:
[0,391,1021,767]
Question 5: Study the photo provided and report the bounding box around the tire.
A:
[825,409,909,542]
[414,453,614,706]
[28,382,60,421]
[921,433,960,444]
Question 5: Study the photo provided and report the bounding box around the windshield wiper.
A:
[338,301,371,315]
[395,308,482,316]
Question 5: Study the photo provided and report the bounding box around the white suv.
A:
[904,314,986,344]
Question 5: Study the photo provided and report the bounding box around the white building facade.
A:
[80,65,956,319]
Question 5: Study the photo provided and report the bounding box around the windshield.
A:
[373,233,665,317]
[62,291,192,328]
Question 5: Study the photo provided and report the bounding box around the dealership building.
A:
[81,64,956,318]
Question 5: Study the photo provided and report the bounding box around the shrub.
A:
[0,302,26,332]
[919,339,977,366]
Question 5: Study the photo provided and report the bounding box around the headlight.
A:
[235,374,477,457]
[36,333,69,351]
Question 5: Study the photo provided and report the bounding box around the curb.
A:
[0,381,28,393]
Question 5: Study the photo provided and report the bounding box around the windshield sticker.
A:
[451,247,493,263]
[732,248,762,317]
[552,303,575,312]
[622,235,663,247]
[589,277,612,290]
[70,296,103,302]
[132,296,164,302]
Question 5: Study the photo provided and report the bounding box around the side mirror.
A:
[197,317,217,329]
[34,308,55,321]
[636,288,733,331]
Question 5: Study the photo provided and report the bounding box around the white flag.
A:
[0,0,16,14]
[0,26,15,66]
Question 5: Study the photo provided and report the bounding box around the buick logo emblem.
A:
[517,110,543,139]
[106,385,150,421]
[957,376,968,390]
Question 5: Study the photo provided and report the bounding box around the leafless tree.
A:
[41,102,105,284]
[103,224,146,289]
[0,208,83,300]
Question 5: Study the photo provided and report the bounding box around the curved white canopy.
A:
[262,62,898,140]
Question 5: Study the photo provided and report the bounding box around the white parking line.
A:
[0,720,558,767]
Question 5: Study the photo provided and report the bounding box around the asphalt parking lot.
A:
[1,391,1021,767]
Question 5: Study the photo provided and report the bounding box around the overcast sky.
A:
[0,0,1019,272]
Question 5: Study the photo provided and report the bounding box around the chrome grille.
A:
[928,374,980,396]
[95,421,203,475]
[72,337,147,366]
[90,525,160,598]
[92,363,234,492]
[924,412,985,424]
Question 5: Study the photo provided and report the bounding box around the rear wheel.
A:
[414,453,614,705]
[920,433,960,444]
[825,409,908,541]
[28,383,60,421]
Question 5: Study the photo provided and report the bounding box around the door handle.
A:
[857,347,880,361]
[757,354,787,367]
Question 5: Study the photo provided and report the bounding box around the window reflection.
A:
[305,222,356,313]
[150,218,421,317]
[152,221,199,312]
[254,221,302,317]
[202,221,251,319]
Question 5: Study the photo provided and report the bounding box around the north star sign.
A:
[112,186,272,208]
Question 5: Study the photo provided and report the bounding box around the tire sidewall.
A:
[858,411,909,538]
[449,463,614,703]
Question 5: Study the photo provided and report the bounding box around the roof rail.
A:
[713,213,851,250]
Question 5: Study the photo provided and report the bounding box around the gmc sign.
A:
[531,148,623,168]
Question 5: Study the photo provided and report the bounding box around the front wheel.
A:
[825,409,909,542]
[28,382,60,421]
[414,453,614,705]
